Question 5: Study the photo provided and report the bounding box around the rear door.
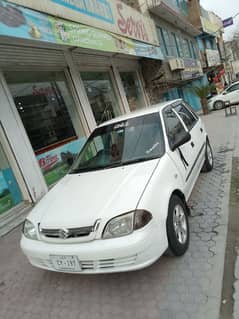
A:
[174,102,206,190]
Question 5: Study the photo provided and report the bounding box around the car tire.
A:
[201,139,214,172]
[166,195,189,256]
[213,100,224,110]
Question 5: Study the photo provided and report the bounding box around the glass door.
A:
[120,72,145,111]
[0,132,23,215]
[80,71,122,125]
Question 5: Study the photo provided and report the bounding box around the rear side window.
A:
[174,103,197,131]
[227,83,239,93]
[163,107,187,149]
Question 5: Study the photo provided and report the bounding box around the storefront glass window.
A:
[0,141,22,215]
[6,71,87,187]
[81,72,121,125]
[120,72,145,111]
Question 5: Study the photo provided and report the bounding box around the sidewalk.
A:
[0,109,238,319]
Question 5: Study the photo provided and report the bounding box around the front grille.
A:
[40,226,94,239]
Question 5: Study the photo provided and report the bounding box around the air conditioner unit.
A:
[168,58,185,71]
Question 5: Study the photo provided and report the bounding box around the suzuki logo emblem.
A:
[59,228,70,239]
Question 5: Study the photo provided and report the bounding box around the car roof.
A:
[98,99,182,127]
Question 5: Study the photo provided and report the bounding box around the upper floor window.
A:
[156,26,168,57]
[182,38,191,58]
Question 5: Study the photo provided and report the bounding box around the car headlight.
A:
[22,219,38,240]
[103,210,152,239]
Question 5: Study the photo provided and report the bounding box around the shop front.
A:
[0,0,163,227]
[0,128,23,215]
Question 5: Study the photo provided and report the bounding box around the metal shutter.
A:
[72,51,139,70]
[0,44,67,71]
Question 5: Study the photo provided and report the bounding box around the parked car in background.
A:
[21,99,213,274]
[208,81,239,110]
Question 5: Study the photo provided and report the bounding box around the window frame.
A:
[156,26,168,56]
[226,83,239,93]
[173,102,198,131]
[162,105,188,150]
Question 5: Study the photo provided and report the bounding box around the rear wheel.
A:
[166,195,189,256]
[202,139,213,172]
[213,100,224,110]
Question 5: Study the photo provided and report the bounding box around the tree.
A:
[190,85,212,115]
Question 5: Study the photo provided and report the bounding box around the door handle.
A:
[191,141,195,148]
[200,127,203,133]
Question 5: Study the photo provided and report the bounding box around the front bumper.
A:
[21,224,167,274]
[207,100,214,111]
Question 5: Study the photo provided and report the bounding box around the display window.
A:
[80,71,122,125]
[6,71,87,187]
[120,72,145,111]
[0,139,22,215]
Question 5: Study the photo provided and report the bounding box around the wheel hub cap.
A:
[173,204,188,244]
[207,145,213,166]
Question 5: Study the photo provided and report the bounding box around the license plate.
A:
[50,255,81,272]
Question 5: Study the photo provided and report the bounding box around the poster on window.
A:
[36,137,86,186]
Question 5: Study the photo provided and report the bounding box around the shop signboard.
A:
[181,59,203,80]
[36,137,86,186]
[205,49,221,67]
[200,11,222,35]
[223,17,233,28]
[0,0,163,60]
[8,0,159,45]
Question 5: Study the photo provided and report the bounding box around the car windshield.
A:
[70,113,165,173]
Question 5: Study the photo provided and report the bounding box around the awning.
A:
[0,0,164,60]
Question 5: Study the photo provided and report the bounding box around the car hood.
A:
[29,159,160,228]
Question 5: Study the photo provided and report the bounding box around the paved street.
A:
[0,109,238,319]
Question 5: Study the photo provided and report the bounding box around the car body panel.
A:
[30,159,160,230]
[208,81,239,109]
[21,99,209,274]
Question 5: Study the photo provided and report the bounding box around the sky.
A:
[200,0,239,40]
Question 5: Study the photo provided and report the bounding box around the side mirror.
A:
[171,132,191,151]
[67,157,74,166]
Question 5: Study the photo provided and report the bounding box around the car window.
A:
[163,107,187,149]
[174,103,197,131]
[226,83,239,93]
[70,113,165,173]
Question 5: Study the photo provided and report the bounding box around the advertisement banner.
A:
[206,49,221,67]
[8,0,159,45]
[181,59,203,80]
[36,137,86,186]
[0,0,163,60]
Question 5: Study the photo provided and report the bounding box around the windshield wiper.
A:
[69,166,106,174]
[122,156,160,166]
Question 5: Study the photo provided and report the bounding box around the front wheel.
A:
[166,195,189,256]
[201,139,214,172]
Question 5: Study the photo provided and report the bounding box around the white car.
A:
[21,99,214,274]
[208,81,239,110]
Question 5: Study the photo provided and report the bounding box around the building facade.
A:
[188,0,225,92]
[0,0,163,229]
[123,0,206,110]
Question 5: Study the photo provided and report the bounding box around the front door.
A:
[162,105,197,198]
